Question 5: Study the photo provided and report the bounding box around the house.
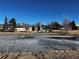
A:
[38,26,46,32]
[0,24,3,31]
[29,26,32,32]
[15,24,27,32]
[0,24,12,32]
[16,27,26,32]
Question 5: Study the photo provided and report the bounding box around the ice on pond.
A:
[0,35,79,52]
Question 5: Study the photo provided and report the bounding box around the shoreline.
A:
[0,32,77,35]
[0,31,74,35]
[0,32,29,35]
[0,30,79,38]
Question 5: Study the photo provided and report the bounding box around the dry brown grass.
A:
[0,49,79,59]
[68,30,79,35]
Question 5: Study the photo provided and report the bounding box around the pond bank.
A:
[0,31,79,38]
[0,32,29,35]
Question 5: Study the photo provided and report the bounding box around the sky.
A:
[0,0,79,25]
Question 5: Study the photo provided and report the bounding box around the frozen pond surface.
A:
[0,35,79,52]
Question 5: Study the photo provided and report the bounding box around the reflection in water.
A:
[0,35,79,52]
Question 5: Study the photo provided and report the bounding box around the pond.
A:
[0,35,79,52]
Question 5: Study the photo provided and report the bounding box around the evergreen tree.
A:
[32,26,35,31]
[67,20,77,30]
[9,18,16,31]
[37,25,40,31]
[71,20,77,30]
[3,16,8,32]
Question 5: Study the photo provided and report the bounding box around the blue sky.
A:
[0,0,79,25]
